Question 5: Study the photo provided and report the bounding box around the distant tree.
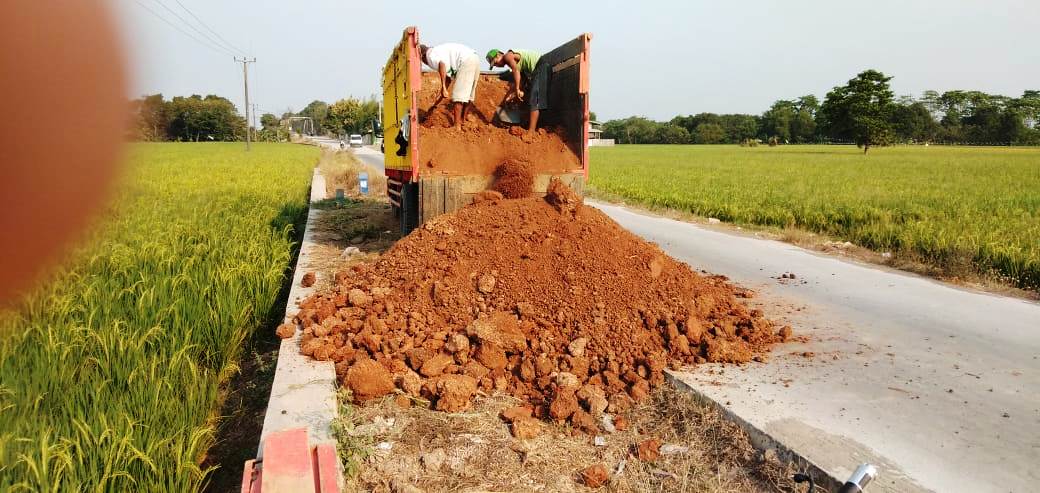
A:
[166,94,245,142]
[134,94,167,141]
[260,113,279,129]
[891,101,939,143]
[693,123,725,144]
[655,124,690,144]
[818,69,895,153]
[298,100,330,133]
[760,100,796,143]
[603,117,661,144]
[589,111,598,121]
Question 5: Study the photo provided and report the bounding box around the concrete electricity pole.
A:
[235,57,256,150]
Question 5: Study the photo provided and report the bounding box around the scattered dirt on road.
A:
[416,72,580,176]
[292,181,788,435]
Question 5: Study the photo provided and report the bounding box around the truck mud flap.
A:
[400,182,419,235]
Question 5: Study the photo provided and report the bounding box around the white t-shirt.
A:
[425,43,477,76]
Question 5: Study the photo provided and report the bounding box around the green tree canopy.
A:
[819,69,896,152]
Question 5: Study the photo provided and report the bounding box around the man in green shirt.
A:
[486,48,548,133]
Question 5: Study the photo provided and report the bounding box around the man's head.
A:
[486,49,505,69]
[419,44,429,64]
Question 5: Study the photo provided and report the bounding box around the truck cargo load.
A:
[381,26,591,233]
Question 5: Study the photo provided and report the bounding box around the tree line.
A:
[602,70,1040,148]
[129,94,247,142]
[292,96,380,137]
[128,94,380,142]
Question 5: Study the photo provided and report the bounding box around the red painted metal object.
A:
[241,428,340,493]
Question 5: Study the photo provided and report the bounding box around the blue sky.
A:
[113,0,1040,121]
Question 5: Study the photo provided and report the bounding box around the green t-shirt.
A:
[510,49,541,77]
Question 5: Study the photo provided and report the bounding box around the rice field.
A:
[0,143,318,491]
[590,145,1040,290]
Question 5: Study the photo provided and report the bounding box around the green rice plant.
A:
[590,144,1040,290]
[0,142,318,491]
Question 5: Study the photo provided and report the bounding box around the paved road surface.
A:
[594,201,1039,493]
[320,149,1039,491]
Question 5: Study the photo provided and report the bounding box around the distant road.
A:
[307,136,385,172]
[307,145,1040,491]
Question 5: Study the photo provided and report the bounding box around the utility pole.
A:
[235,57,256,150]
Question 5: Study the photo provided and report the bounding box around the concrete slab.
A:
[259,169,338,456]
[592,200,1040,493]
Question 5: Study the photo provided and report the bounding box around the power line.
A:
[133,0,234,57]
[171,0,247,56]
[146,0,239,57]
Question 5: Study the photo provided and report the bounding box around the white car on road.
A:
[349,134,363,147]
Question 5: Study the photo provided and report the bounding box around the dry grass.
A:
[318,149,388,199]
[338,385,794,493]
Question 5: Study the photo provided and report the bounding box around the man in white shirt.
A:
[419,42,481,129]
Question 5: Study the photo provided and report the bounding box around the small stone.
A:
[707,217,721,224]
[550,391,581,421]
[420,352,454,377]
[397,370,422,396]
[600,414,616,433]
[511,415,542,439]
[340,246,361,258]
[636,438,661,462]
[555,372,580,391]
[568,337,588,357]
[580,463,609,489]
[433,374,478,412]
[500,406,533,422]
[570,409,599,434]
[660,444,689,455]
[348,288,370,307]
[444,333,470,354]
[394,394,412,409]
[613,415,629,432]
[594,436,607,447]
[477,274,496,294]
[346,359,394,401]
[421,448,447,472]
[275,323,296,339]
[301,272,316,287]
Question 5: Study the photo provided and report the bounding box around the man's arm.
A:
[438,62,449,99]
[504,53,523,100]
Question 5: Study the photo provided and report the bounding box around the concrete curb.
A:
[665,371,844,491]
[258,168,339,456]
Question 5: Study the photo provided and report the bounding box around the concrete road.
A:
[592,201,1039,493]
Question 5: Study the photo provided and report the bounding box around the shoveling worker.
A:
[486,48,547,133]
[419,43,481,129]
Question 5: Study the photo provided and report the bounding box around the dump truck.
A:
[381,26,591,233]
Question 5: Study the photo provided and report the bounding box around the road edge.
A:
[665,371,844,491]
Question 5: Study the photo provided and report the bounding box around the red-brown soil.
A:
[492,160,535,198]
[416,72,581,176]
[292,182,788,434]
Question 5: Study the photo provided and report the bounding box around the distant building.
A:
[588,120,614,146]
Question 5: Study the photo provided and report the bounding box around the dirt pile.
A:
[492,160,535,198]
[284,182,788,434]
[416,73,580,176]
